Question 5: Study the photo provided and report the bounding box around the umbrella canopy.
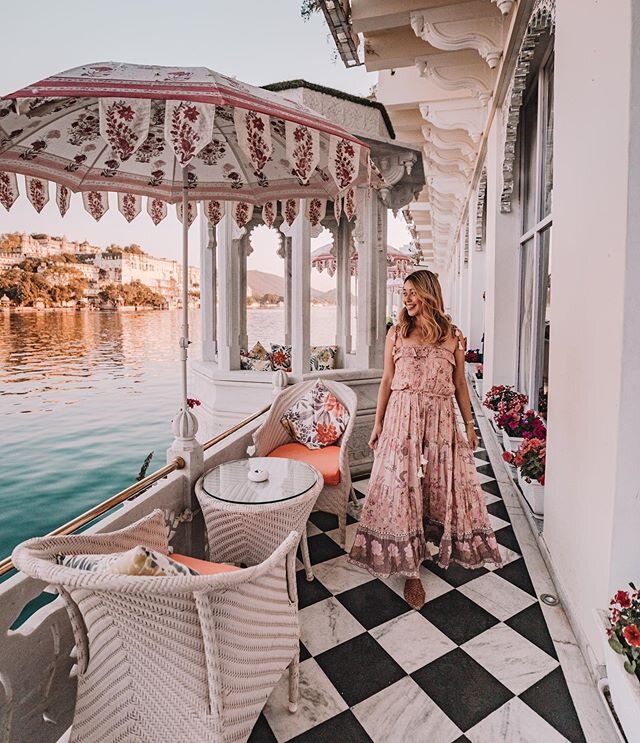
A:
[0,62,371,225]
[0,63,373,427]
[311,243,414,279]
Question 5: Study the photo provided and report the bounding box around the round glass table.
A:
[195,458,323,580]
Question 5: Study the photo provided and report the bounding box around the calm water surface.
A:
[0,307,340,558]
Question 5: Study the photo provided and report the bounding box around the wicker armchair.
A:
[252,380,358,549]
[12,510,301,743]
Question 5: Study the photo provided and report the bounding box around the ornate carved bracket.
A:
[416,56,494,106]
[420,99,487,143]
[500,0,555,212]
[410,2,504,69]
[425,145,473,177]
[492,0,517,15]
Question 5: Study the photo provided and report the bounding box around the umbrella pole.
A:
[180,169,189,411]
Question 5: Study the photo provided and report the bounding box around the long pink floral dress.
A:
[349,331,502,578]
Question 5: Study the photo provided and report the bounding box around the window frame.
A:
[516,42,554,408]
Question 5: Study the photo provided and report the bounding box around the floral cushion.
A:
[241,342,273,371]
[271,343,292,372]
[310,346,337,371]
[281,380,350,449]
[57,546,199,576]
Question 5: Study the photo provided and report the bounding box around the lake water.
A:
[0,306,342,559]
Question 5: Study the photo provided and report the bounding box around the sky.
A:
[0,1,412,290]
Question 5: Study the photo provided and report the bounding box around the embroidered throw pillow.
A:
[310,346,337,371]
[57,546,199,576]
[241,342,273,371]
[271,343,292,372]
[281,380,350,449]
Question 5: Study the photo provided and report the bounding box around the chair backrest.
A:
[12,510,300,743]
[253,379,358,456]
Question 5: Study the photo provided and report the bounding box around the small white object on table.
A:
[195,457,323,581]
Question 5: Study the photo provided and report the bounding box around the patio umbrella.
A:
[0,62,372,427]
[311,243,415,279]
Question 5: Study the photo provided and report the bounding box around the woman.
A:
[349,270,502,609]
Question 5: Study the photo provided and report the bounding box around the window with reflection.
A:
[517,39,554,412]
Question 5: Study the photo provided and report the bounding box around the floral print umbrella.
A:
[0,62,373,422]
[0,62,371,224]
[311,244,415,279]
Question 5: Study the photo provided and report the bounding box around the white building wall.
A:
[465,191,486,350]
[544,0,637,662]
[482,116,519,391]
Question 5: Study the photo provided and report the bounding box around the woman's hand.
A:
[465,421,479,450]
[369,422,383,450]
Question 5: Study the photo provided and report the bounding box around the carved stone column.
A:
[335,215,353,357]
[199,212,217,362]
[283,236,292,347]
[290,200,311,378]
[353,188,385,369]
[238,232,251,353]
[217,204,244,371]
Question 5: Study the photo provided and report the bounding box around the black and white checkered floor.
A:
[248,429,599,743]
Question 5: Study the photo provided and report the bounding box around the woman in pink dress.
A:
[349,270,502,609]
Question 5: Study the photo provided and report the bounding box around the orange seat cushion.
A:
[268,443,341,486]
[171,554,241,575]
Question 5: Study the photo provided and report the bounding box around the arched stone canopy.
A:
[193,82,425,471]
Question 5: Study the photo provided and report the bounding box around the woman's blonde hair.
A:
[397,269,453,344]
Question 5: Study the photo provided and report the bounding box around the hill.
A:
[247,270,340,303]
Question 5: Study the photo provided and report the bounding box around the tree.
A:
[123,244,145,255]
[259,293,282,305]
[0,233,21,251]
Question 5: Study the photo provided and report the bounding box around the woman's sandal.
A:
[404,578,426,610]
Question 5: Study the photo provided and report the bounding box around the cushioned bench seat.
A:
[268,443,342,486]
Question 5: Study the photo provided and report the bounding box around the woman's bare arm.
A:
[451,330,479,449]
[370,327,396,448]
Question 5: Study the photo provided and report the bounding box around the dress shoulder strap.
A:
[452,325,465,352]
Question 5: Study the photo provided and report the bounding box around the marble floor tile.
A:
[458,572,537,621]
[353,478,370,496]
[353,676,462,743]
[263,658,348,741]
[488,513,510,533]
[288,710,371,742]
[462,622,558,695]
[466,697,570,743]
[311,554,375,595]
[381,563,454,603]
[325,521,359,552]
[370,611,456,673]
[476,472,497,486]
[486,544,521,572]
[306,522,322,538]
[484,493,501,506]
[298,596,365,656]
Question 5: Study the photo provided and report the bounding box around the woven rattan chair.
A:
[253,380,358,548]
[12,509,301,743]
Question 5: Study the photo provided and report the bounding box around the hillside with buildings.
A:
[0,233,200,309]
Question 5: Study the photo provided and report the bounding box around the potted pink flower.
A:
[606,585,640,741]
[483,385,528,433]
[503,438,545,516]
[496,409,546,453]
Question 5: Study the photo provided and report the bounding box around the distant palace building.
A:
[0,232,200,306]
